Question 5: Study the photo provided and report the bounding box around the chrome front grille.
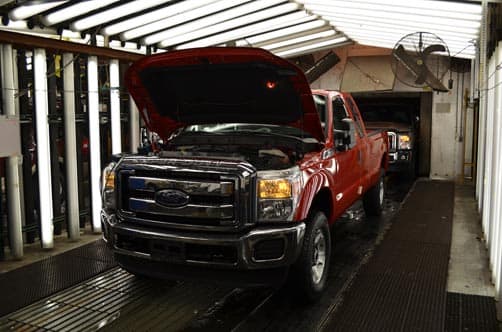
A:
[118,157,256,232]
[387,131,397,151]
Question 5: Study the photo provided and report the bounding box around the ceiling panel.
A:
[0,0,481,59]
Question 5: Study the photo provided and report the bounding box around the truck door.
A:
[346,96,374,190]
[330,97,363,214]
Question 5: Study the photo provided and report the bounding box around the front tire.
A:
[291,211,331,302]
[363,169,385,216]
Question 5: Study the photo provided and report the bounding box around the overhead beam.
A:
[0,30,143,62]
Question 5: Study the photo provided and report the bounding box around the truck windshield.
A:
[182,123,316,140]
[358,104,413,124]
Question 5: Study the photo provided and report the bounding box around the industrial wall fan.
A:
[391,32,451,92]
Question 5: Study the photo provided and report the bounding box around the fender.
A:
[294,168,336,222]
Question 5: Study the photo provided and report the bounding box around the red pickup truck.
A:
[101,47,388,301]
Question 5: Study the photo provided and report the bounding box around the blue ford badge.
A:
[155,189,190,207]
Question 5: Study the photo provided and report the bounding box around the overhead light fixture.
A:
[176,11,312,49]
[298,0,482,15]
[236,20,326,46]
[103,0,218,36]
[87,56,102,233]
[327,17,479,37]
[353,38,475,58]
[262,29,336,50]
[344,30,475,50]
[274,36,350,58]
[310,6,481,29]
[122,0,244,42]
[304,1,481,22]
[71,0,172,31]
[41,0,120,26]
[339,27,475,45]
[157,1,298,48]
[9,1,68,21]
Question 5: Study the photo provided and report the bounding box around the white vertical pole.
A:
[491,42,502,300]
[109,59,121,155]
[482,57,495,249]
[88,56,102,233]
[2,44,23,258]
[33,48,54,249]
[129,95,139,154]
[477,0,488,213]
[63,53,80,241]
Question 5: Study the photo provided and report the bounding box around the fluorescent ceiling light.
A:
[274,36,350,58]
[41,0,120,26]
[102,0,218,36]
[236,20,326,46]
[71,0,172,31]
[122,0,245,41]
[262,29,336,50]
[349,35,476,53]
[9,1,68,21]
[310,7,481,29]
[328,17,479,37]
[157,2,299,48]
[339,27,476,45]
[354,38,475,59]
[152,0,286,46]
[344,31,475,50]
[176,11,312,49]
[304,1,481,21]
[298,0,482,15]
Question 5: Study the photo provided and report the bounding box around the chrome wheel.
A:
[311,229,327,284]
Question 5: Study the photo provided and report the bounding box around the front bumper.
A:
[389,150,413,171]
[101,211,305,271]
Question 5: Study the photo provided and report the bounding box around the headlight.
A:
[257,167,302,222]
[398,134,412,150]
[258,179,292,198]
[101,162,116,210]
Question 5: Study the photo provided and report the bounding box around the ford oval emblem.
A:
[155,189,190,207]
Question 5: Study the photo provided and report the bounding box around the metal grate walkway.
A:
[323,180,456,332]
[0,240,116,317]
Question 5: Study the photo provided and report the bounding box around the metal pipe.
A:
[34,48,54,248]
[88,56,102,233]
[110,59,121,155]
[2,44,23,258]
[129,96,139,154]
[63,53,80,241]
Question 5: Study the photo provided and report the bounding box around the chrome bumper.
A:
[101,211,305,270]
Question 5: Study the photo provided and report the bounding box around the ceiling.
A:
[0,0,482,59]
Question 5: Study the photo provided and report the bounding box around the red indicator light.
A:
[266,81,276,89]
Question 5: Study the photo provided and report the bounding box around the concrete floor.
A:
[447,184,495,297]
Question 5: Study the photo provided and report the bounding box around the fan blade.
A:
[415,44,447,84]
[393,44,448,92]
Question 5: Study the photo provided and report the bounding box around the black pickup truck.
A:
[356,100,418,177]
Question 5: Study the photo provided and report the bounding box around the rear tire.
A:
[363,170,385,216]
[291,211,331,302]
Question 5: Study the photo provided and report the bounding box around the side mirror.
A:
[335,118,356,151]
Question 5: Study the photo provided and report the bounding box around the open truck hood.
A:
[126,47,324,142]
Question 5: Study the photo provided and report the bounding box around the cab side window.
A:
[313,94,328,136]
[347,98,365,138]
[332,97,348,131]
